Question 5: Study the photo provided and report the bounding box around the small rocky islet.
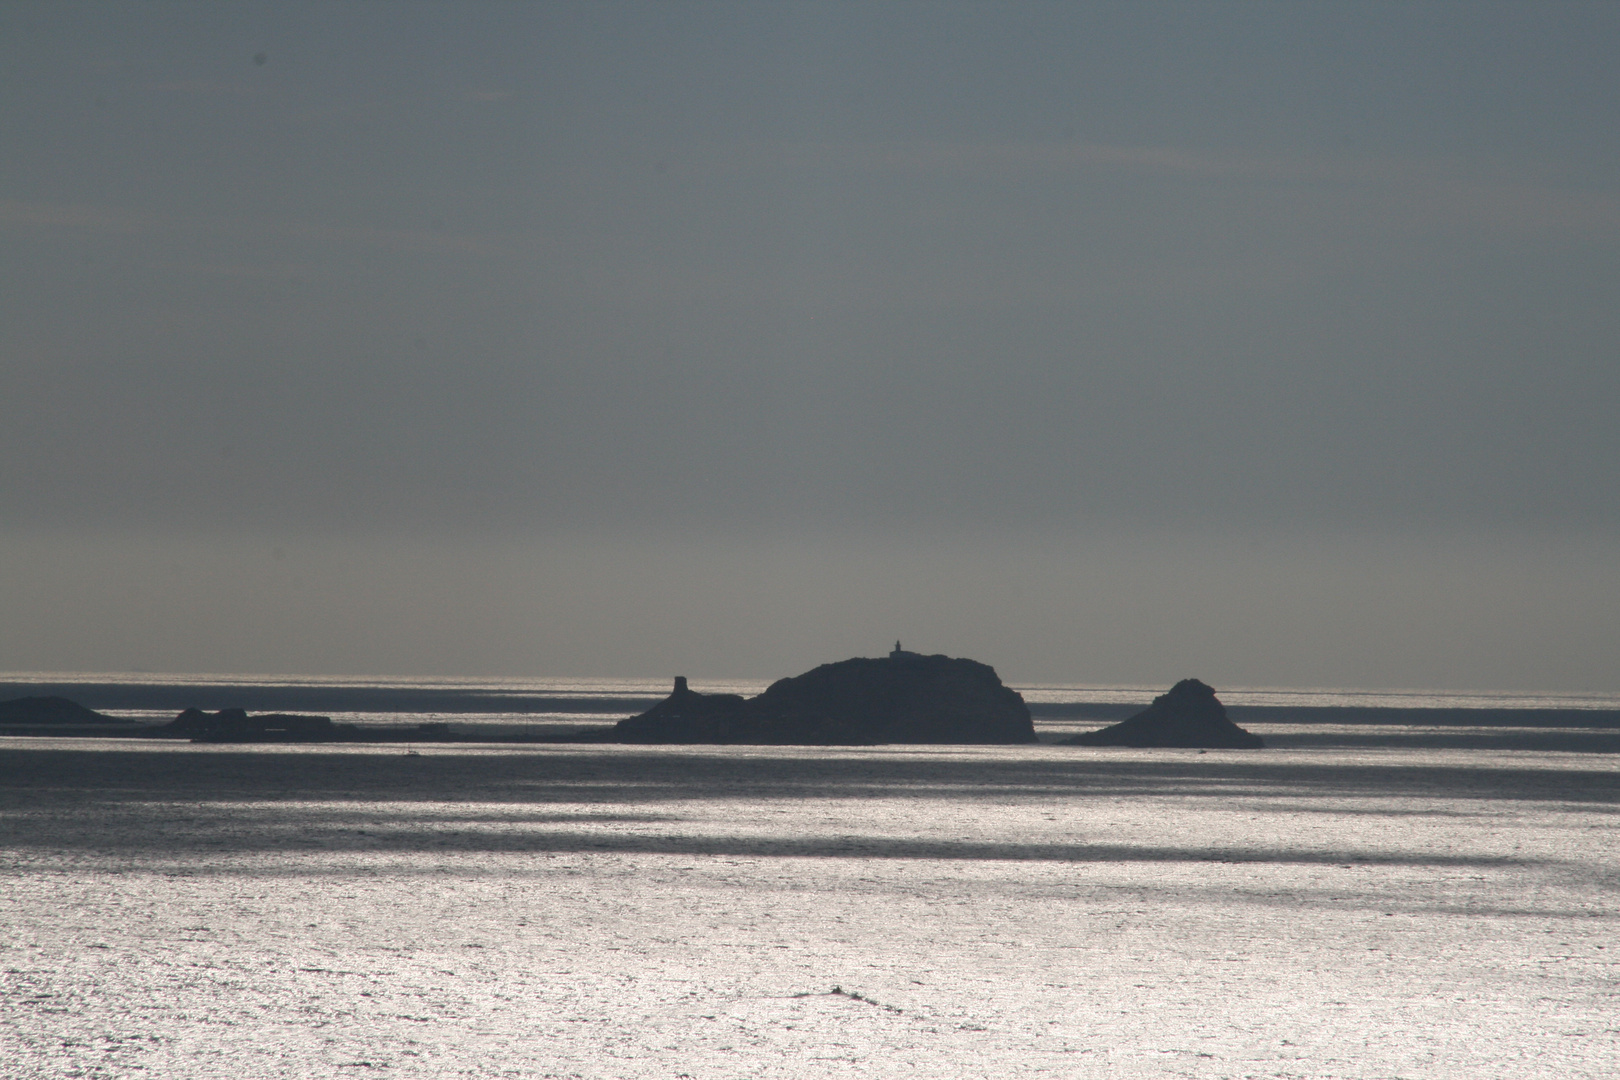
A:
[1059,678,1264,749]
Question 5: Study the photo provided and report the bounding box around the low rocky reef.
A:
[164,707,343,742]
[606,649,1036,745]
[161,708,451,744]
[1061,679,1263,749]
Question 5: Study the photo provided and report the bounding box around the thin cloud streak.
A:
[0,198,161,234]
[679,139,1620,238]
[0,198,502,257]
[147,79,259,97]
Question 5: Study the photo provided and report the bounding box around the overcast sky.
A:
[3,2,1618,688]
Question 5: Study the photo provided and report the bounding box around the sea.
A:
[4,670,1620,748]
[3,672,1617,1078]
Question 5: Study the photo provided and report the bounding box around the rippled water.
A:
[3,726,1617,1078]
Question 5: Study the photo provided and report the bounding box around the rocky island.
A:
[1060,678,1263,748]
[608,645,1036,745]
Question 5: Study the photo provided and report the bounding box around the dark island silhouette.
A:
[1060,679,1263,748]
[164,707,341,741]
[606,644,1036,745]
[160,707,450,743]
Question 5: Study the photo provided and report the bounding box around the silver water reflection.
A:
[3,717,1617,1078]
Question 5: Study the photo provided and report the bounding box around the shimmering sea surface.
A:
[2,674,1618,1078]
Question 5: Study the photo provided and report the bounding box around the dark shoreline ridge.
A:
[606,649,1037,745]
[0,696,128,725]
[1061,679,1264,749]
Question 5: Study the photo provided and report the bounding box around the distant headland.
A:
[0,696,129,726]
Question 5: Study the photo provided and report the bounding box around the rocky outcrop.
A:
[0,696,126,724]
[607,677,750,743]
[611,654,1036,745]
[158,708,458,743]
[1060,679,1263,748]
[163,707,340,742]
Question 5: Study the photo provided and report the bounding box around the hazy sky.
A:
[4,2,1618,688]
